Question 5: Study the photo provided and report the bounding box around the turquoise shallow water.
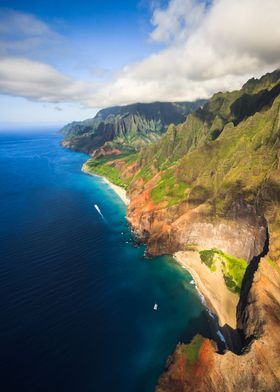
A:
[0,130,215,392]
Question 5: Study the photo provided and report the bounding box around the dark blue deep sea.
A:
[0,130,215,392]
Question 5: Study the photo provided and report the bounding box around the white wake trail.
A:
[94,204,107,222]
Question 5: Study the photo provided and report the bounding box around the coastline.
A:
[82,163,130,206]
[82,159,235,328]
[82,158,235,328]
[174,251,238,329]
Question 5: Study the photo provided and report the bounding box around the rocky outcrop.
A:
[92,146,123,159]
[75,69,280,391]
[126,183,280,391]
[127,195,267,262]
[157,257,280,392]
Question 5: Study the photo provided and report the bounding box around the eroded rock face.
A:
[127,197,267,262]
[157,259,280,392]
[126,182,280,391]
[92,146,122,159]
[173,219,267,262]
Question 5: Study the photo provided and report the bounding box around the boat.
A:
[153,303,158,311]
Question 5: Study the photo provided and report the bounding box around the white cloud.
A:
[88,0,280,107]
[0,9,63,57]
[0,1,280,109]
[0,57,96,103]
[150,0,207,43]
[0,9,55,36]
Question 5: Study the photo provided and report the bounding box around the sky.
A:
[0,0,280,125]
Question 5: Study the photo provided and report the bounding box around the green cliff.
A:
[61,100,205,154]
[89,69,280,237]
[81,69,280,391]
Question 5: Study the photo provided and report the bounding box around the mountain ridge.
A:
[61,100,206,154]
[82,68,280,391]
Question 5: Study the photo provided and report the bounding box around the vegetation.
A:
[199,249,217,271]
[150,169,189,206]
[84,153,135,189]
[79,69,280,223]
[61,100,206,153]
[121,69,280,218]
[199,249,247,294]
[134,165,153,182]
[183,335,203,366]
[69,70,280,267]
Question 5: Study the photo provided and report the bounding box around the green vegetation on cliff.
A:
[61,100,206,154]
[199,249,247,293]
[183,335,203,366]
[83,153,136,189]
[85,157,125,187]
[151,168,189,207]
[199,249,217,271]
[121,70,280,223]
[82,69,280,266]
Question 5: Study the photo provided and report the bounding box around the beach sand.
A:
[102,177,130,206]
[174,251,238,329]
[82,163,130,206]
[82,161,236,327]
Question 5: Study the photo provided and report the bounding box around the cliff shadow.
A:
[231,82,280,126]
[179,309,235,354]
[237,226,270,348]
[220,324,243,354]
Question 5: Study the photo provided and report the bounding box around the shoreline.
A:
[82,163,130,206]
[82,156,235,328]
[174,251,238,329]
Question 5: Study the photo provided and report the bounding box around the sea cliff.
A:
[63,69,280,391]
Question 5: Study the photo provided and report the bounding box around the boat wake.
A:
[94,204,107,223]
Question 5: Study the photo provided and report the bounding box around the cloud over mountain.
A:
[0,0,280,108]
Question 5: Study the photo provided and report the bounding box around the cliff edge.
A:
[65,69,280,391]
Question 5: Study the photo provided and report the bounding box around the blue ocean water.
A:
[0,130,215,392]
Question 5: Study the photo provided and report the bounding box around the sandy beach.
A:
[82,163,130,206]
[174,251,238,329]
[82,160,236,327]
[101,177,130,205]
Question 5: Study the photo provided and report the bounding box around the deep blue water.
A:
[0,131,214,392]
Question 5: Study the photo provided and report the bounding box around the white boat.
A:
[153,303,158,311]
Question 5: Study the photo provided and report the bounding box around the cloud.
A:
[150,0,207,43]
[0,57,96,103]
[0,1,280,108]
[0,9,63,57]
[0,9,55,36]
[87,0,280,106]
[80,0,280,106]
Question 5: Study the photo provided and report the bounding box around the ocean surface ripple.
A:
[0,130,214,392]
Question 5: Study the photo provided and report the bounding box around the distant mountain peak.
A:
[61,100,206,154]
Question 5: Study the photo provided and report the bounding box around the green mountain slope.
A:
[139,69,280,173]
[61,100,206,153]
[87,69,280,258]
[83,69,280,392]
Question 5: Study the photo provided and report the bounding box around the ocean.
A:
[0,130,215,392]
